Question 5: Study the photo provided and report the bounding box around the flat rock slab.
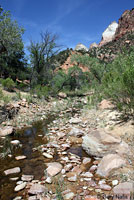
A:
[28,184,47,195]
[14,182,26,192]
[15,155,26,160]
[96,154,126,177]
[4,167,21,175]
[46,162,62,177]
[82,129,130,157]
[113,182,134,200]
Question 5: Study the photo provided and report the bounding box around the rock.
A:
[57,132,66,138]
[64,192,75,199]
[84,196,99,200]
[115,9,134,40]
[58,92,67,98]
[90,42,98,49]
[82,157,91,165]
[13,197,22,200]
[10,177,19,181]
[81,172,93,178]
[28,184,47,195]
[112,180,119,186]
[98,99,114,110]
[45,177,52,184]
[17,181,23,185]
[28,196,37,200]
[75,43,88,52]
[68,175,77,182]
[69,118,82,124]
[15,155,26,160]
[0,126,13,137]
[99,184,112,191]
[64,164,73,171]
[82,129,129,157]
[11,140,20,145]
[96,154,126,177]
[43,152,53,159]
[113,182,134,199]
[89,165,98,172]
[21,175,34,182]
[46,162,62,177]
[4,167,21,175]
[99,21,118,46]
[14,182,26,192]
[68,127,84,137]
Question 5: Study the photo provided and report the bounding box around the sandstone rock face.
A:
[82,129,130,157]
[96,154,126,177]
[99,21,118,46]
[115,9,134,40]
[74,43,88,52]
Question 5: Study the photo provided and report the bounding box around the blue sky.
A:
[1,0,134,52]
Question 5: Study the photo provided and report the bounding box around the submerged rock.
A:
[11,140,20,145]
[15,155,26,160]
[14,182,26,192]
[4,167,21,175]
[21,174,34,182]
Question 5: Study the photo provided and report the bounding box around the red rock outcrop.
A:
[55,51,89,73]
[115,8,134,40]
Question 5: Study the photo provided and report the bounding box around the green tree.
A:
[0,6,26,80]
[28,30,61,86]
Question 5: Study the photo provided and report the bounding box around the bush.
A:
[2,78,15,91]
[33,85,50,99]
[100,49,134,117]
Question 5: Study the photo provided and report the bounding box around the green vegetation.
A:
[0,6,134,119]
[1,78,15,91]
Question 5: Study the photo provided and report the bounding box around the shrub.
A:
[33,85,50,99]
[100,49,134,117]
[2,78,15,91]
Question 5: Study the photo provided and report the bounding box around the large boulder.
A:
[82,129,130,157]
[113,182,134,199]
[96,154,126,177]
[99,21,118,46]
[74,43,88,52]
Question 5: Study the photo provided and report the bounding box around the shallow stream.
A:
[0,115,55,200]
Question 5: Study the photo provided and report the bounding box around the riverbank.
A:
[0,90,134,200]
